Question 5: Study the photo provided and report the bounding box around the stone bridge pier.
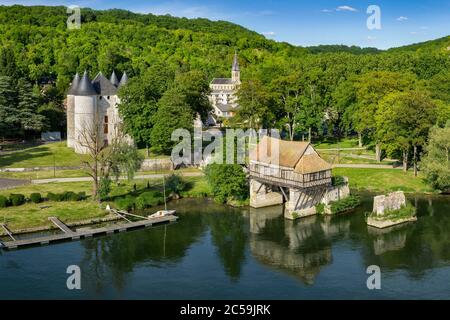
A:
[250,179,283,209]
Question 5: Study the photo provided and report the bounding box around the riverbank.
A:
[0,176,211,233]
[0,167,439,233]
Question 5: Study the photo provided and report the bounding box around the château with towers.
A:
[66,70,128,154]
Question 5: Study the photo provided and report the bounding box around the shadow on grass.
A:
[0,146,52,167]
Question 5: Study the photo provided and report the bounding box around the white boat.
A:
[148,175,177,219]
[148,210,176,219]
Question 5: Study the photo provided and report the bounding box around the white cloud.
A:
[420,26,429,30]
[367,35,376,41]
[262,31,276,37]
[410,31,418,35]
[321,9,333,13]
[397,16,408,21]
[336,6,358,12]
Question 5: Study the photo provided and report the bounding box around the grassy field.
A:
[0,141,171,169]
[313,137,360,150]
[0,142,87,168]
[0,167,201,180]
[0,176,211,232]
[333,168,434,193]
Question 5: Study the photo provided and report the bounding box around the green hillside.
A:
[388,35,450,53]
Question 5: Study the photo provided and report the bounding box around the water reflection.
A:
[76,195,450,293]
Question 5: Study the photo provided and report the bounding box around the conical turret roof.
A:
[92,72,118,96]
[118,72,128,88]
[110,70,120,87]
[74,71,97,96]
[67,73,80,95]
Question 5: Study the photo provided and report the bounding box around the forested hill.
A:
[388,36,450,53]
[0,5,262,38]
[0,5,305,89]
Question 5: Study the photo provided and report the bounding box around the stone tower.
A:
[67,70,130,154]
[73,71,98,154]
[231,51,240,84]
[66,73,80,148]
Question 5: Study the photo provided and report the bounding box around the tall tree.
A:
[421,123,450,192]
[376,90,437,173]
[150,87,194,155]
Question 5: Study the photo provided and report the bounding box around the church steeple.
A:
[231,51,240,84]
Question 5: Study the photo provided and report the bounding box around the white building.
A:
[208,52,241,122]
[66,70,128,154]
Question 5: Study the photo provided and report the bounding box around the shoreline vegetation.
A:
[0,138,445,233]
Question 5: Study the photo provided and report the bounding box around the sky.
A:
[1,0,450,49]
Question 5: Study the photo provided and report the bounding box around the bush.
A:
[98,177,112,200]
[29,193,42,203]
[9,194,25,206]
[332,176,346,187]
[329,195,361,214]
[0,195,9,208]
[47,192,58,201]
[47,191,84,202]
[115,196,135,211]
[135,191,163,210]
[316,203,325,215]
[166,174,186,194]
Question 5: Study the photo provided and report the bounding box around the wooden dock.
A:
[0,214,178,250]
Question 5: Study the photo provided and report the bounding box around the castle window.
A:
[104,116,109,134]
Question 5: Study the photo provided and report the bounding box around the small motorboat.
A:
[148,210,176,219]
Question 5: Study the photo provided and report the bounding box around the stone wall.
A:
[373,191,406,216]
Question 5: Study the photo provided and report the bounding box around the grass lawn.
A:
[313,137,360,150]
[0,141,173,169]
[0,201,108,231]
[333,168,434,193]
[0,167,202,180]
[0,176,211,232]
[0,142,87,168]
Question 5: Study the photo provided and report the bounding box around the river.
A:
[1,194,450,299]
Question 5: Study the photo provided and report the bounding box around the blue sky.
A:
[1,0,450,49]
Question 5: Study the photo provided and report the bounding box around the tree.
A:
[173,70,211,122]
[376,91,437,173]
[118,64,174,146]
[205,164,248,204]
[77,115,143,200]
[353,71,418,161]
[150,87,194,154]
[421,123,450,193]
[0,76,17,136]
[17,78,45,135]
[235,78,273,130]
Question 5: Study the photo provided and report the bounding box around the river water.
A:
[1,195,450,300]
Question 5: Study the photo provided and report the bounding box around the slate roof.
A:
[73,71,98,96]
[250,136,331,174]
[110,70,120,87]
[211,78,234,85]
[68,70,128,96]
[216,103,235,112]
[118,72,128,88]
[67,73,80,95]
[92,72,118,96]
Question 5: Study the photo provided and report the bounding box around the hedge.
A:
[30,193,42,204]
[9,194,25,206]
[0,195,8,208]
